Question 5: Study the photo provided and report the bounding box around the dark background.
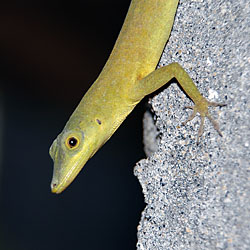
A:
[0,1,146,249]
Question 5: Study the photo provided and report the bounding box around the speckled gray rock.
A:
[134,0,249,249]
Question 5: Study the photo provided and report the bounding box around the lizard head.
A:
[49,128,94,194]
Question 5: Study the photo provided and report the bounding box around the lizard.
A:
[49,0,226,194]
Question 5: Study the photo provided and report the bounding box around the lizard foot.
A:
[182,98,226,143]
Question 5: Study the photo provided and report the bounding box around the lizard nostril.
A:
[51,182,58,191]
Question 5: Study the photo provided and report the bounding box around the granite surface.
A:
[134,0,250,249]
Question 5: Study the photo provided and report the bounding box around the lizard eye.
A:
[66,136,79,149]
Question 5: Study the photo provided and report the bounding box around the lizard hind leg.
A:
[182,99,226,143]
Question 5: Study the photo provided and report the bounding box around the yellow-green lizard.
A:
[49,0,225,194]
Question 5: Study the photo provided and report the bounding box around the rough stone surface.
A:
[134,0,250,249]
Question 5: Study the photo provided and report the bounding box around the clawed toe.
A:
[207,101,227,108]
[182,108,197,126]
[206,113,223,137]
[197,116,205,144]
[182,99,226,143]
[184,106,194,110]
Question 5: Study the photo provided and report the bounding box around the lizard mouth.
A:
[50,165,77,194]
[50,156,87,194]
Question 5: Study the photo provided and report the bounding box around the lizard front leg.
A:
[133,62,226,142]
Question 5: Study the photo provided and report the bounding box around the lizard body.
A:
[50,0,225,194]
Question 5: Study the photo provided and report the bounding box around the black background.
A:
[0,1,146,249]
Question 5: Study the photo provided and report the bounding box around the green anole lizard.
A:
[49,0,225,194]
